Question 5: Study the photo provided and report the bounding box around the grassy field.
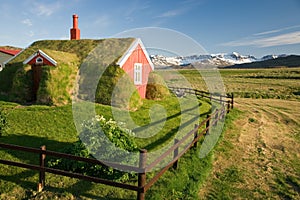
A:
[199,98,300,199]
[179,67,300,100]
[197,68,299,199]
[0,67,299,199]
[0,94,213,199]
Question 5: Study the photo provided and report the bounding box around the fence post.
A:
[222,108,225,119]
[173,139,179,169]
[206,114,210,135]
[231,93,234,109]
[193,124,198,148]
[227,100,230,113]
[219,95,222,105]
[214,109,219,126]
[37,145,46,192]
[138,149,147,200]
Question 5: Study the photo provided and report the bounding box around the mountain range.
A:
[150,52,300,69]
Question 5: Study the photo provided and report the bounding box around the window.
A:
[36,57,43,64]
[134,63,142,85]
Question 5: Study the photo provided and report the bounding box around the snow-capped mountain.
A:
[150,52,288,68]
[260,54,287,61]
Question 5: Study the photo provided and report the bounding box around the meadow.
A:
[0,67,299,199]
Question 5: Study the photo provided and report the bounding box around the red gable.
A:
[117,39,154,98]
[23,50,57,66]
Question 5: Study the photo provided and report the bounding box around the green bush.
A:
[9,66,33,103]
[95,65,142,110]
[47,115,138,182]
[146,72,171,100]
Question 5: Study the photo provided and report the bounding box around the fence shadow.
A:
[0,134,73,164]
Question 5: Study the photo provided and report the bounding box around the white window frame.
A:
[36,56,43,64]
[134,63,142,85]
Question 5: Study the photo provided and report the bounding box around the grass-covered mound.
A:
[8,49,79,105]
[146,71,171,100]
[95,65,142,111]
[37,50,80,105]
[0,39,100,104]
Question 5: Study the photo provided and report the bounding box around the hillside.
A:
[222,55,300,69]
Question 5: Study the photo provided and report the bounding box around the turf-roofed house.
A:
[0,14,154,109]
[0,48,21,71]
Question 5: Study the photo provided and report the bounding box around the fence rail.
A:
[169,86,234,108]
[0,88,233,200]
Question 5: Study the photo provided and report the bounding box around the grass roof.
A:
[0,38,138,106]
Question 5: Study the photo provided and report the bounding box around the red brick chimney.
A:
[70,14,80,40]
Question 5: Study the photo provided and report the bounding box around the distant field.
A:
[179,67,300,100]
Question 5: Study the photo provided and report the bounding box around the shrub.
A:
[146,72,171,100]
[95,65,142,110]
[47,115,139,182]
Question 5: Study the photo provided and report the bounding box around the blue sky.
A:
[0,0,300,57]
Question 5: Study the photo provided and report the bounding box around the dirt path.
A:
[199,98,300,199]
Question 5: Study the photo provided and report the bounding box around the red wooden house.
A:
[23,50,57,100]
[116,38,154,98]
[21,38,154,100]
[68,14,154,98]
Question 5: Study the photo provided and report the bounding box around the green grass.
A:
[1,67,298,199]
[199,109,256,200]
[0,93,216,199]
[146,147,213,200]
[145,108,240,200]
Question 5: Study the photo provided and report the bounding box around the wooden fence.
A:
[169,87,234,109]
[0,89,233,200]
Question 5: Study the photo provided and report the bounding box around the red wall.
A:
[122,44,153,98]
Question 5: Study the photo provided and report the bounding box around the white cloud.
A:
[22,18,32,26]
[222,28,300,48]
[258,31,300,47]
[156,9,184,18]
[30,1,61,17]
[253,29,282,36]
[125,0,149,17]
[254,25,300,36]
[156,0,205,19]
